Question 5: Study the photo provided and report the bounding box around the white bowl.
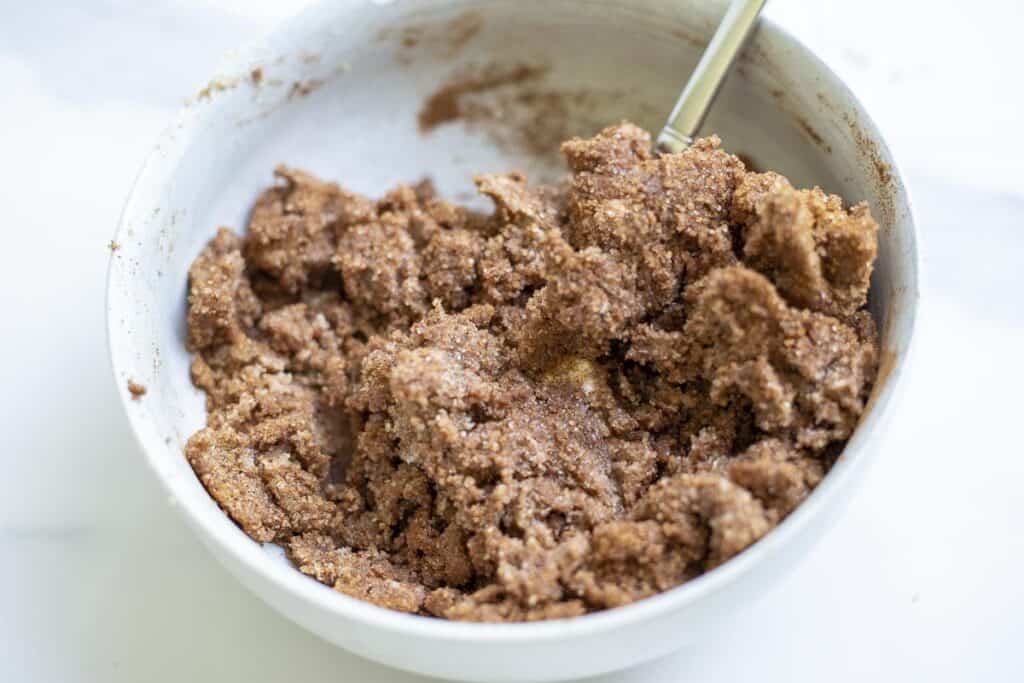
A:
[106,1,920,680]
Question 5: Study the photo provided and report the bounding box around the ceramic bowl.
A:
[106,1,920,680]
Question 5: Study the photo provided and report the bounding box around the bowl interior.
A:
[108,0,917,630]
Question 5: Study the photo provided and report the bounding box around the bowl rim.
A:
[106,0,920,645]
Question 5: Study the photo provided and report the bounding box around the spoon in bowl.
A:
[656,0,767,154]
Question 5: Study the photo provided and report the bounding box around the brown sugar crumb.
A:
[183,122,880,622]
[127,379,146,400]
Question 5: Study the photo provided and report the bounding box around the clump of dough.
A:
[184,122,880,621]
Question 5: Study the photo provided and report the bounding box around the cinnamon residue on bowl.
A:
[417,63,547,132]
[183,122,879,622]
[416,63,661,169]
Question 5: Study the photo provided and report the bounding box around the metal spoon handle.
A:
[656,0,767,153]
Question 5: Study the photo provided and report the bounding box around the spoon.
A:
[656,0,767,154]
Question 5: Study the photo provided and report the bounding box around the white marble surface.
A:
[2,1,1022,681]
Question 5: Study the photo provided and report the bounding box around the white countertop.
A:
[2,1,1022,681]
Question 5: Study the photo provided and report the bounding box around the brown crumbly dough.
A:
[184,122,879,622]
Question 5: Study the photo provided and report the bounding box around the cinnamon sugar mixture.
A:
[184,123,879,622]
